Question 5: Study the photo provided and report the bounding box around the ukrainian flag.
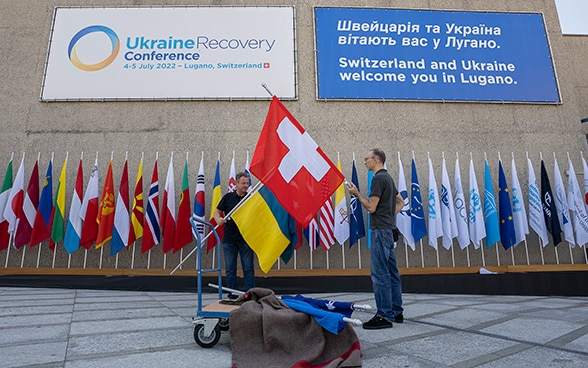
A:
[232,185,298,273]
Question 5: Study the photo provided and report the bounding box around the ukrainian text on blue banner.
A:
[315,8,560,103]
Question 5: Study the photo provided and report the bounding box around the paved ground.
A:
[0,287,587,368]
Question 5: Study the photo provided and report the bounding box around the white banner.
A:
[41,7,297,101]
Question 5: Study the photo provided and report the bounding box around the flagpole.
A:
[170,180,264,274]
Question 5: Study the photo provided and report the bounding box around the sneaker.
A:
[393,313,404,323]
[362,316,393,330]
[227,293,239,300]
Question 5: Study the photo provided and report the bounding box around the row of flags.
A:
[1,149,587,258]
[396,152,588,252]
[1,96,587,273]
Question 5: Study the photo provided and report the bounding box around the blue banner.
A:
[315,8,560,103]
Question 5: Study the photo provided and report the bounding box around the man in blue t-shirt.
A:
[347,148,405,329]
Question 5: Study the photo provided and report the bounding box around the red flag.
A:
[161,154,176,253]
[250,96,344,227]
[79,157,99,249]
[174,157,192,253]
[15,159,39,248]
[96,160,115,249]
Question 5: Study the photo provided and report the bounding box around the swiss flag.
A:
[250,96,344,227]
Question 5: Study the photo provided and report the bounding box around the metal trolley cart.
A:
[190,216,237,348]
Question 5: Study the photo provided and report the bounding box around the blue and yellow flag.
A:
[232,185,298,273]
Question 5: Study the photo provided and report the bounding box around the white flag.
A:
[397,154,414,250]
[228,152,236,193]
[553,156,575,245]
[427,156,442,249]
[528,157,549,247]
[333,158,349,245]
[454,157,470,249]
[567,157,588,247]
[510,156,529,246]
[468,157,485,249]
[441,157,458,249]
[582,155,588,211]
[4,155,24,235]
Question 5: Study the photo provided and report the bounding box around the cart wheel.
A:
[194,323,221,348]
[218,318,230,331]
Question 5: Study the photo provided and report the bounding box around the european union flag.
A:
[498,160,516,249]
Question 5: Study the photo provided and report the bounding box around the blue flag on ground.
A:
[410,158,427,242]
[498,160,516,250]
[281,297,348,335]
[348,158,365,248]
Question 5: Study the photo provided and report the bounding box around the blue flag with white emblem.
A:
[410,158,427,242]
[498,160,516,250]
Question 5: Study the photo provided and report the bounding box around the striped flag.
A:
[174,156,192,253]
[64,157,84,254]
[15,158,39,248]
[333,158,349,245]
[319,196,335,250]
[468,157,486,249]
[483,160,500,248]
[128,157,144,246]
[96,159,114,249]
[528,157,549,247]
[79,156,99,249]
[0,156,13,251]
[207,156,223,252]
[453,156,470,249]
[427,156,442,249]
[50,156,67,250]
[142,158,160,253]
[161,154,176,253]
[304,215,320,250]
[192,155,206,243]
[30,158,52,248]
[510,156,529,246]
[111,157,130,256]
[348,157,365,248]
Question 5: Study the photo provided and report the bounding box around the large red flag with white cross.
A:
[250,96,344,227]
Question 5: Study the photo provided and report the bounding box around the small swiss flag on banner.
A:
[250,96,344,227]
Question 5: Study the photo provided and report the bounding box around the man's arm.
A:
[213,209,226,225]
[347,182,380,213]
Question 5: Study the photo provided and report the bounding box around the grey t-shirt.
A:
[369,169,398,229]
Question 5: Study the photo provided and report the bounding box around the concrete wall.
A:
[1,0,587,274]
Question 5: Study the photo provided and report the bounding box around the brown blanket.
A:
[229,288,362,368]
